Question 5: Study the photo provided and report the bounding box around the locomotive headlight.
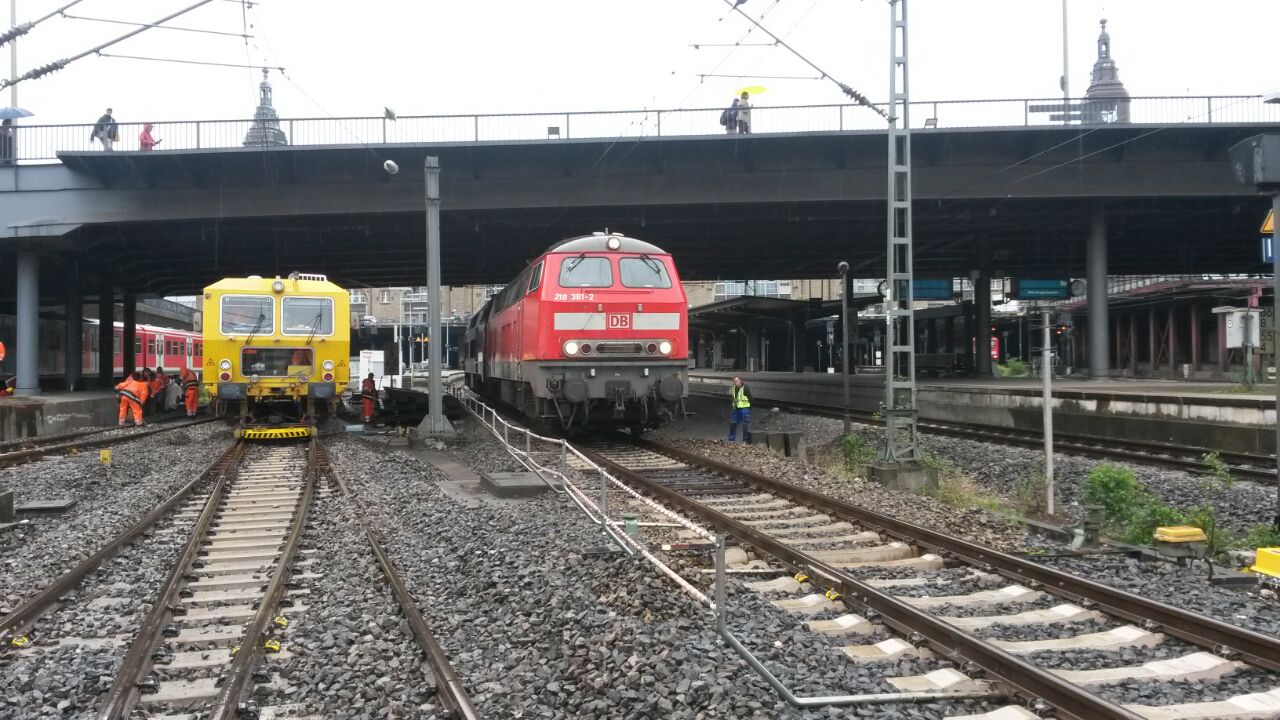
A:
[563,340,580,356]
[250,374,260,383]
[606,236,622,251]
[272,280,285,293]
[322,359,335,371]
[219,359,232,371]
[658,340,673,355]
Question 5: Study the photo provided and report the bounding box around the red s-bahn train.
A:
[0,316,203,381]
[464,232,688,431]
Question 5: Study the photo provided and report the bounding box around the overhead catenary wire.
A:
[718,0,885,120]
[60,12,251,39]
[0,0,87,49]
[697,73,823,81]
[1,0,216,89]
[96,52,281,72]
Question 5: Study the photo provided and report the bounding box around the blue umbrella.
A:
[0,107,33,120]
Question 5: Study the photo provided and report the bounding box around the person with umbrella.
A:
[91,108,118,151]
[0,106,31,165]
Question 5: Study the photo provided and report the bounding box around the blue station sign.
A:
[1011,278,1070,300]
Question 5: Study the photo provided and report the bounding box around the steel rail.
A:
[636,437,1280,673]
[0,417,219,468]
[208,439,318,720]
[319,444,480,720]
[0,440,243,646]
[691,391,1277,483]
[579,446,1139,720]
[96,442,243,719]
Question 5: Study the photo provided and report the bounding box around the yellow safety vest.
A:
[732,386,750,409]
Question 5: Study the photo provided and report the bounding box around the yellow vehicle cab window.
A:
[282,297,334,335]
[222,295,274,335]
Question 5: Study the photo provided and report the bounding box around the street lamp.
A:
[838,261,851,436]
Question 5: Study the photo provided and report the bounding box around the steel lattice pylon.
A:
[880,0,922,463]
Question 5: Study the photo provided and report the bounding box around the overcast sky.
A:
[6,0,1280,129]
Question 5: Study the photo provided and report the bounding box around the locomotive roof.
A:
[546,233,667,255]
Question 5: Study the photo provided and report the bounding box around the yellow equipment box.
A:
[1153,526,1207,543]
[1252,547,1280,580]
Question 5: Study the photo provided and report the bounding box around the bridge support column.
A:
[711,333,724,371]
[790,314,805,373]
[14,252,40,396]
[745,327,760,372]
[122,293,137,378]
[65,267,82,391]
[98,280,114,386]
[1087,204,1110,379]
[943,316,954,354]
[974,274,992,377]
[1190,304,1201,372]
[1128,314,1138,375]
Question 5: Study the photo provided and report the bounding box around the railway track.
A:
[0,416,218,469]
[575,435,1280,720]
[690,391,1278,484]
[1,436,477,719]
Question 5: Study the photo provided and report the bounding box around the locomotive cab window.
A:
[558,256,612,288]
[619,257,673,288]
[282,297,334,336]
[527,261,544,294]
[221,295,274,335]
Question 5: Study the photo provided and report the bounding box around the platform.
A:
[0,391,119,442]
[689,371,1279,456]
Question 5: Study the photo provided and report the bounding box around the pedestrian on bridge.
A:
[727,376,752,442]
[139,123,161,151]
[720,98,739,135]
[736,92,752,134]
[91,109,117,151]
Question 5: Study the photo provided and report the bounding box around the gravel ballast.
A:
[0,423,233,610]
[320,422,1007,719]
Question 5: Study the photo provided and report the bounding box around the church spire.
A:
[1083,18,1130,123]
[243,68,289,147]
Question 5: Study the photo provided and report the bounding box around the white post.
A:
[1041,309,1055,515]
[424,156,445,433]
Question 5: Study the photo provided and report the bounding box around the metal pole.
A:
[1041,309,1055,515]
[879,0,921,462]
[10,0,17,109]
[1060,0,1069,115]
[424,156,444,433]
[1087,204,1109,379]
[839,262,851,435]
[1273,192,1280,530]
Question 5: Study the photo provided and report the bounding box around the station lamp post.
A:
[838,261,852,436]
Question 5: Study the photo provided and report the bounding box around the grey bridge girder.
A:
[0,123,1259,239]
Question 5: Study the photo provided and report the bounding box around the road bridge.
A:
[1,96,1277,393]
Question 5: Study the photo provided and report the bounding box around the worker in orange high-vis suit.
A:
[115,371,149,427]
[179,367,200,417]
[361,373,377,423]
[149,368,167,416]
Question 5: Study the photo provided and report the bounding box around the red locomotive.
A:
[464,232,688,431]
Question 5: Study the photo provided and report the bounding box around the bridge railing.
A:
[3,95,1276,163]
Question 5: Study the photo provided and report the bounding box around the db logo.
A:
[607,313,631,329]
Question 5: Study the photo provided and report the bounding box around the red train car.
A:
[109,322,204,376]
[464,232,688,431]
[0,317,202,381]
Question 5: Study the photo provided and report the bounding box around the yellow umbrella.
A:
[737,85,767,96]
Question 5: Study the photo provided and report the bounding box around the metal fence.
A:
[4,95,1276,164]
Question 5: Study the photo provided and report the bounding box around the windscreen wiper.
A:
[305,313,322,345]
[638,252,662,274]
[565,252,588,272]
[243,313,265,347]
